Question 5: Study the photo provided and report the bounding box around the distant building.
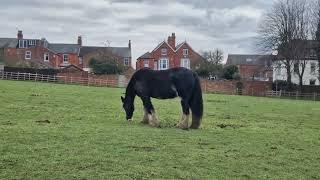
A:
[273,40,320,85]
[226,54,274,81]
[136,33,203,70]
[0,30,132,71]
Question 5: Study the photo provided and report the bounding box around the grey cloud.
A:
[0,0,276,63]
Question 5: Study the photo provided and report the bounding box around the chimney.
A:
[77,36,82,46]
[128,40,131,49]
[168,33,176,49]
[17,30,23,39]
[172,33,176,48]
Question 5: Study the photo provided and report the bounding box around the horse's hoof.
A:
[176,124,189,130]
[140,120,149,124]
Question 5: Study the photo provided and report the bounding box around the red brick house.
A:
[136,33,203,70]
[226,54,275,81]
[0,31,132,70]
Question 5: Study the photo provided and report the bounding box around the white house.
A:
[273,60,319,85]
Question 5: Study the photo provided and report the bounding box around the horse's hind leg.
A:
[141,97,160,127]
[177,99,190,130]
[141,109,149,124]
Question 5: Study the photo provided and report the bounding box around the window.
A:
[161,48,167,56]
[310,79,316,85]
[310,49,317,58]
[294,62,299,74]
[124,58,130,66]
[154,61,158,70]
[144,60,149,68]
[63,54,69,63]
[29,40,36,46]
[19,40,28,48]
[79,57,83,64]
[159,59,169,70]
[25,51,31,60]
[180,58,190,69]
[246,58,252,62]
[44,53,49,62]
[310,63,316,73]
[183,49,189,56]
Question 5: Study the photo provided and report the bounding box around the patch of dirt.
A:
[217,123,244,129]
[1,121,14,126]
[127,145,157,152]
[35,120,51,124]
[207,100,228,103]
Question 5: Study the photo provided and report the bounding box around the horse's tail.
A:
[189,72,203,129]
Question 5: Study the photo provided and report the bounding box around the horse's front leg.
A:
[141,97,160,127]
[177,99,190,130]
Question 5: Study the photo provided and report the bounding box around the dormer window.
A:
[246,58,252,62]
[19,40,28,48]
[161,48,167,56]
[28,40,36,46]
[183,49,189,56]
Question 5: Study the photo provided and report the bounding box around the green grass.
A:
[0,80,320,179]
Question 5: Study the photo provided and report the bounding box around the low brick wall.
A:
[201,80,272,96]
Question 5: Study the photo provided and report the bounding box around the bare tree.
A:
[202,49,224,65]
[315,0,320,82]
[258,0,310,88]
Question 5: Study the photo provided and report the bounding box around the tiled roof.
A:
[48,43,80,54]
[138,52,152,59]
[79,46,131,57]
[0,38,18,48]
[226,54,275,66]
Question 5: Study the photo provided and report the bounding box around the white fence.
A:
[266,90,320,101]
[0,71,119,87]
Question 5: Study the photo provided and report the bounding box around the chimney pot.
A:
[128,40,131,49]
[17,30,23,39]
[77,36,82,46]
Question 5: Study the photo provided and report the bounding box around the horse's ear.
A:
[121,96,125,102]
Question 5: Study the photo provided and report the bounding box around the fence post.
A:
[296,91,298,100]
[314,92,316,102]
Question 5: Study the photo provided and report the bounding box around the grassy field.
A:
[0,80,320,179]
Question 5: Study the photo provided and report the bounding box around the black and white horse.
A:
[121,67,203,129]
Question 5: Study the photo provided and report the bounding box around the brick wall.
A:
[201,80,272,96]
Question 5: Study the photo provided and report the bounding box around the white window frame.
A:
[159,59,169,70]
[44,53,49,62]
[180,58,190,69]
[183,49,189,56]
[310,79,316,85]
[161,48,167,56]
[144,60,149,68]
[29,40,36,46]
[19,40,28,48]
[124,58,130,66]
[25,51,31,60]
[63,54,69,63]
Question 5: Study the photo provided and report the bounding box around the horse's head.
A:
[121,96,134,121]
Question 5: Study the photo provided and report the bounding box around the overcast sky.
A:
[0,0,275,64]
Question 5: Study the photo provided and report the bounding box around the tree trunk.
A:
[299,76,303,93]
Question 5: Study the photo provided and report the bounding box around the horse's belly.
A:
[151,86,178,99]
